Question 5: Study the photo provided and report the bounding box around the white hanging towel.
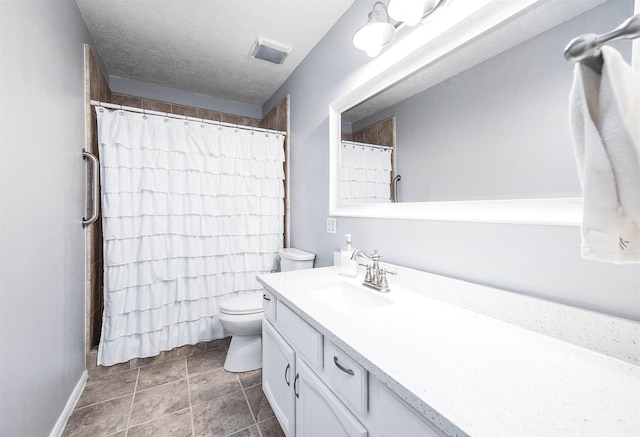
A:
[569,46,640,263]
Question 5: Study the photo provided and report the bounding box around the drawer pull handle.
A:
[284,363,291,386]
[333,356,355,376]
[294,373,300,398]
[263,294,271,301]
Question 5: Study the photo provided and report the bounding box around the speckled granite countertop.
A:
[257,266,640,437]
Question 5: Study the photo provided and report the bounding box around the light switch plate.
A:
[326,217,337,234]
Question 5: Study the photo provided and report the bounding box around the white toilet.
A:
[219,247,315,372]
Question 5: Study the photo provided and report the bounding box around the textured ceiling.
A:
[75,0,354,106]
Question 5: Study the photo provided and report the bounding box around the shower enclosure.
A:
[83,44,291,366]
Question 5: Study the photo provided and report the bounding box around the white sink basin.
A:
[308,281,393,314]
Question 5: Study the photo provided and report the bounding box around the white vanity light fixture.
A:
[354,0,448,57]
[388,0,438,26]
[353,1,396,57]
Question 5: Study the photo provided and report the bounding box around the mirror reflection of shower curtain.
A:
[95,107,284,366]
[340,142,392,204]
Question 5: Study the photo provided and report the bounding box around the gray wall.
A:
[109,76,263,119]
[0,0,91,434]
[264,0,640,321]
[352,1,631,202]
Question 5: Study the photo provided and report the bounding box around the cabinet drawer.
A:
[276,301,323,369]
[262,290,276,323]
[323,340,367,416]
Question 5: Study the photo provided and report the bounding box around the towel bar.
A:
[564,14,640,64]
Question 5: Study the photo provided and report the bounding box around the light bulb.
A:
[366,45,382,57]
[353,21,396,57]
[388,0,427,26]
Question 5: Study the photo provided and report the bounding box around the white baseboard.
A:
[49,370,87,437]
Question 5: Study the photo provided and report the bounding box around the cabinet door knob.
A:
[333,356,355,376]
[284,363,291,386]
[263,294,271,301]
[294,373,300,398]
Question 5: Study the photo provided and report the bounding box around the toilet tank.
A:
[279,248,315,272]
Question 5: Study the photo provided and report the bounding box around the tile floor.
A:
[63,340,285,437]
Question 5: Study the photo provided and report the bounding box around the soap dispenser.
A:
[340,234,357,277]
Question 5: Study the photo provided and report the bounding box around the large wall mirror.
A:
[329,0,638,225]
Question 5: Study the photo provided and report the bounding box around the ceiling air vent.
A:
[249,37,291,65]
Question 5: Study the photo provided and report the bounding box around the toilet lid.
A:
[220,291,264,315]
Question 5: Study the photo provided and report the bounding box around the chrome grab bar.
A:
[392,174,401,202]
[82,150,99,227]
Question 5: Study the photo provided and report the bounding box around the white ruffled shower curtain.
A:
[96,107,284,366]
[340,141,392,203]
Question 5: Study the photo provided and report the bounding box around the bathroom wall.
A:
[264,0,640,321]
[0,0,94,435]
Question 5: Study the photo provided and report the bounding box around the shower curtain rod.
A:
[90,100,286,136]
[342,140,393,151]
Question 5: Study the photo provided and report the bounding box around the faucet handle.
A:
[378,268,396,290]
[379,272,389,290]
[362,265,373,283]
[377,269,395,292]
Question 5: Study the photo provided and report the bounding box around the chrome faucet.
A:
[351,249,395,292]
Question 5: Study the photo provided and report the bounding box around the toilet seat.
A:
[220,291,263,315]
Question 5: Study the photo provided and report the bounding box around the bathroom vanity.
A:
[258,264,639,437]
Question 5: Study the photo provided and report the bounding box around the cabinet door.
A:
[369,376,445,437]
[263,319,296,437]
[295,359,367,437]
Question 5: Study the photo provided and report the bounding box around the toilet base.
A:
[224,334,262,373]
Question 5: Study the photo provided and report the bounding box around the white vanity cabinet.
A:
[262,295,443,437]
[262,297,367,437]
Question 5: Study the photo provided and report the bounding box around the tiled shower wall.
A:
[262,95,290,248]
[351,116,395,147]
[109,94,263,127]
[84,44,110,353]
[85,46,291,362]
